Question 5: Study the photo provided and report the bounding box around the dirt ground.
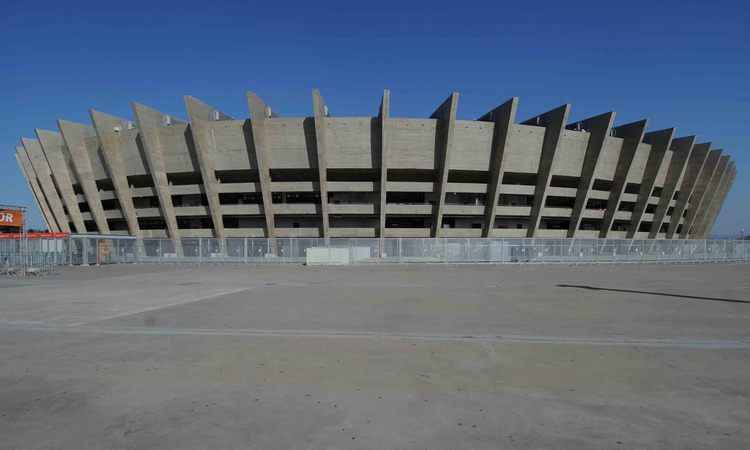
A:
[1,263,749,449]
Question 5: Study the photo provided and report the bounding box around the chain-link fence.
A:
[3,235,749,269]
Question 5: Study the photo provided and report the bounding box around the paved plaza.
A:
[1,263,749,449]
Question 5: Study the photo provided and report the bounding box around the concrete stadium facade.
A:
[15,90,736,246]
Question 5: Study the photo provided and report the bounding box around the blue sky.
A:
[2,0,748,235]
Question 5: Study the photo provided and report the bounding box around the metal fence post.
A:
[82,238,89,266]
[704,239,709,262]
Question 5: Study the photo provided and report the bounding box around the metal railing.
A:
[66,236,750,265]
[1,236,65,275]
[3,235,749,268]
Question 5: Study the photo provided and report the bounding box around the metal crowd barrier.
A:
[3,235,749,268]
[65,236,750,265]
[1,236,66,275]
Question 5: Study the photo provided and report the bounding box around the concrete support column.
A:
[90,109,142,239]
[57,120,110,234]
[666,142,710,238]
[695,161,733,237]
[648,136,695,238]
[21,138,69,233]
[701,167,735,238]
[430,92,459,238]
[697,159,732,237]
[184,96,231,247]
[312,89,331,238]
[246,92,277,253]
[679,149,723,238]
[131,102,183,256]
[16,149,57,231]
[35,129,87,233]
[522,104,571,237]
[703,162,737,238]
[684,154,729,238]
[626,128,675,238]
[599,120,648,238]
[16,153,50,231]
[479,98,518,237]
[378,90,391,241]
[565,111,615,237]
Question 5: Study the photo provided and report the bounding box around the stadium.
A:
[15,90,736,248]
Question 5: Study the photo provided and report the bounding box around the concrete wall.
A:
[14,91,736,241]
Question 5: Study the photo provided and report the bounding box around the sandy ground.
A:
[1,263,749,449]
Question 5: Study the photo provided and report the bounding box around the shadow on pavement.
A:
[557,284,750,304]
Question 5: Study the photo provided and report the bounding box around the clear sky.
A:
[2,0,748,235]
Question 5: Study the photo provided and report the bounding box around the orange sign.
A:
[0,209,23,228]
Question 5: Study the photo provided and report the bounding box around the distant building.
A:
[15,90,735,244]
